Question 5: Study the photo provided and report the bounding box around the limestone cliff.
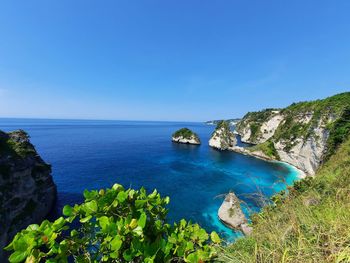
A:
[235,109,283,144]
[0,130,56,260]
[172,128,200,145]
[209,121,237,150]
[235,92,350,175]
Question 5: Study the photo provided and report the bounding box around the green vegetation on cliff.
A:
[273,92,350,154]
[248,141,280,160]
[222,135,350,262]
[0,130,36,158]
[172,128,200,141]
[0,130,56,261]
[209,121,237,150]
[236,92,350,167]
[236,109,279,143]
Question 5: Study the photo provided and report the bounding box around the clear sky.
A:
[0,0,349,121]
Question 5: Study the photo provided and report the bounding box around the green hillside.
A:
[221,135,350,262]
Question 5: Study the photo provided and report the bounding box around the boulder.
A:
[218,192,252,236]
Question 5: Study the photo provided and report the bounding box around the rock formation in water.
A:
[218,192,252,236]
[172,128,201,145]
[234,92,350,175]
[0,130,56,260]
[209,121,237,150]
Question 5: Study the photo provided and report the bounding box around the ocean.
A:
[0,119,301,239]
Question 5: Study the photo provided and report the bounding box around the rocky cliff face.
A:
[218,192,252,236]
[236,109,283,144]
[0,130,56,260]
[209,121,237,150]
[235,93,350,175]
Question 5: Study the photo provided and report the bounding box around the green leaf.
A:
[149,189,158,199]
[80,215,92,223]
[85,200,98,214]
[138,212,147,229]
[99,216,110,232]
[12,236,28,252]
[129,219,138,229]
[112,183,124,191]
[164,196,170,204]
[83,189,93,199]
[26,224,39,231]
[62,205,73,216]
[8,251,27,263]
[70,229,79,237]
[112,199,119,207]
[210,231,221,244]
[110,236,123,251]
[123,249,134,261]
[135,200,147,208]
[53,217,66,230]
[133,226,143,236]
[197,228,209,242]
[117,191,128,203]
[185,252,199,263]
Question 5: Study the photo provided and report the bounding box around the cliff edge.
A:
[0,130,56,260]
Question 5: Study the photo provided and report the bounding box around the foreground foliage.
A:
[221,136,350,262]
[5,184,220,262]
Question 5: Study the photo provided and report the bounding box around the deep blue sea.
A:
[0,119,301,240]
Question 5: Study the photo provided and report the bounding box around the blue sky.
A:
[0,0,349,121]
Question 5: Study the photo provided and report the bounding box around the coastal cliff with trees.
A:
[2,92,350,262]
[235,92,350,175]
[0,130,56,260]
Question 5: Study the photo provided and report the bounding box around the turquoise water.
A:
[0,119,301,239]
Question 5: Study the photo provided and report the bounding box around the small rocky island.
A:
[209,121,237,150]
[0,130,56,259]
[172,128,201,145]
[218,192,252,236]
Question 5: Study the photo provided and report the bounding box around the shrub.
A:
[5,184,220,263]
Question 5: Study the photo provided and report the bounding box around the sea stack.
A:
[209,121,237,150]
[218,192,252,236]
[172,128,201,145]
[0,130,57,260]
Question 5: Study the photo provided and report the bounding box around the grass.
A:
[249,140,280,160]
[220,135,350,262]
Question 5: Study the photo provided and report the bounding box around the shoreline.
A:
[229,146,307,179]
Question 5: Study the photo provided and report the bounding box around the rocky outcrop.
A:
[235,93,350,175]
[209,121,237,150]
[0,130,56,260]
[218,193,252,236]
[172,128,200,145]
